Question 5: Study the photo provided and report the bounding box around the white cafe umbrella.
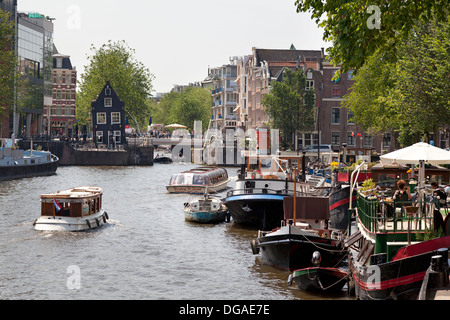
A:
[165,124,187,129]
[380,142,450,205]
[380,143,450,243]
[380,142,450,167]
[380,142,450,186]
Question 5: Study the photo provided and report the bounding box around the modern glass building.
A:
[15,12,54,138]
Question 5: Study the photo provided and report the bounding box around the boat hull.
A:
[257,227,346,270]
[34,210,108,232]
[184,210,228,224]
[291,267,348,292]
[0,161,58,181]
[350,236,450,300]
[225,193,287,231]
[329,185,354,230]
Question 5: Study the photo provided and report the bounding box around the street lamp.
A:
[342,143,348,163]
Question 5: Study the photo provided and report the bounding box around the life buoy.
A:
[86,219,91,228]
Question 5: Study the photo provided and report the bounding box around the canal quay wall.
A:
[19,140,154,166]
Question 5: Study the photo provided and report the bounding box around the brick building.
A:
[49,51,77,137]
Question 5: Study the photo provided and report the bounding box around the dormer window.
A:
[104,98,112,107]
[56,58,62,68]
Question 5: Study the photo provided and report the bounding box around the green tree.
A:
[294,0,449,75]
[262,68,316,149]
[150,91,181,126]
[150,87,211,130]
[76,40,155,131]
[0,9,18,120]
[171,87,211,130]
[343,16,450,146]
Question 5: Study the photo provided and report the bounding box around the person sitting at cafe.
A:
[393,179,412,206]
[431,182,447,208]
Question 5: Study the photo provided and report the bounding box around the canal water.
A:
[0,163,351,300]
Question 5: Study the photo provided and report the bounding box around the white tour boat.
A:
[34,186,109,232]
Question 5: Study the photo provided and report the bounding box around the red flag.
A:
[357,133,363,138]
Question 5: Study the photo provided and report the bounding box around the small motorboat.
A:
[154,154,173,164]
[184,191,229,224]
[288,252,348,292]
[34,186,109,232]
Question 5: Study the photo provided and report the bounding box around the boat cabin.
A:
[169,167,228,186]
[242,154,304,180]
[40,187,103,218]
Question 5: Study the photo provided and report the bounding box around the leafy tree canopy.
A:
[343,16,450,146]
[262,68,316,148]
[0,9,19,118]
[294,0,449,75]
[150,87,211,131]
[76,40,155,131]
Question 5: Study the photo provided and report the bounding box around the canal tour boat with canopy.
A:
[34,186,109,232]
[166,167,230,194]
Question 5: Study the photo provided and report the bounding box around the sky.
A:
[19,0,329,94]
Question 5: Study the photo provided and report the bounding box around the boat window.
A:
[176,175,185,185]
[193,175,207,185]
[170,174,178,184]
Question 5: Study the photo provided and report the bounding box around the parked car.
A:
[304,145,332,153]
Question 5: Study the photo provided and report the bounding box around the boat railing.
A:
[356,192,436,234]
[227,188,309,198]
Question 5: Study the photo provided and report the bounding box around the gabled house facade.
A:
[91,82,126,148]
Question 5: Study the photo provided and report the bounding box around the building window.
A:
[97,131,104,143]
[114,131,121,143]
[306,80,314,91]
[331,108,340,124]
[383,133,392,147]
[331,132,340,145]
[227,93,237,103]
[364,134,373,147]
[348,70,355,80]
[97,112,106,125]
[56,90,62,100]
[111,112,121,124]
[56,58,62,68]
[104,98,112,107]
[348,110,355,124]
[347,132,355,146]
[306,71,313,79]
[332,86,341,98]
[105,88,111,96]
[65,90,71,100]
